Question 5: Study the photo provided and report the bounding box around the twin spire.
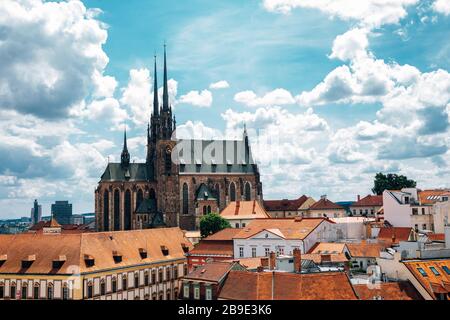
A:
[153,44,170,116]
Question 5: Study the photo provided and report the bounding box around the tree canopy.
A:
[199,213,231,238]
[372,173,417,195]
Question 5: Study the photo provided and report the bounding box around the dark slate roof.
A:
[135,199,157,214]
[176,139,258,174]
[100,163,148,182]
[195,184,217,201]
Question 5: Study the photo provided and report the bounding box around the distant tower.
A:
[30,199,42,225]
[121,128,130,169]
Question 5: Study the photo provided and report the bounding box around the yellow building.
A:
[0,227,191,300]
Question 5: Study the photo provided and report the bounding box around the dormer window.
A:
[181,243,189,253]
[21,255,36,269]
[404,196,410,204]
[113,251,122,263]
[139,248,148,259]
[0,254,6,267]
[84,254,95,267]
[52,255,66,269]
[161,245,169,256]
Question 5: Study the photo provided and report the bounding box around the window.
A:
[144,272,149,286]
[417,268,427,277]
[122,276,127,291]
[33,285,39,299]
[184,264,188,276]
[183,283,190,299]
[265,247,270,257]
[10,284,16,299]
[152,270,156,284]
[113,189,120,231]
[412,208,418,215]
[414,224,418,232]
[100,281,106,295]
[0,284,4,299]
[242,223,246,227]
[194,286,200,300]
[21,285,27,299]
[422,224,427,230]
[203,206,207,215]
[244,182,251,201]
[442,266,450,275]
[158,269,163,283]
[124,190,132,230]
[422,208,426,215]
[205,287,212,300]
[173,267,178,279]
[370,209,374,215]
[63,285,69,300]
[87,283,93,299]
[47,284,53,300]
[235,223,239,228]
[251,247,257,258]
[230,183,236,202]
[278,247,285,255]
[182,183,189,215]
[239,247,244,258]
[103,190,109,231]
[166,267,171,281]
[405,196,410,204]
[430,267,440,276]
[112,278,117,293]
[134,273,139,288]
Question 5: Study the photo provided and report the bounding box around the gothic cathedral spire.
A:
[162,43,169,111]
[153,55,159,117]
[121,127,130,168]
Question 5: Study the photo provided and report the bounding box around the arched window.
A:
[136,189,144,211]
[207,205,212,214]
[0,282,4,299]
[100,280,106,296]
[149,188,157,208]
[203,206,207,215]
[112,277,117,293]
[86,282,92,299]
[33,283,39,300]
[21,283,27,299]
[103,190,109,231]
[124,190,132,230]
[230,182,236,202]
[182,183,189,215]
[113,189,120,231]
[62,284,69,300]
[214,183,220,207]
[10,282,16,300]
[122,275,127,291]
[47,283,53,300]
[134,272,139,288]
[244,182,251,201]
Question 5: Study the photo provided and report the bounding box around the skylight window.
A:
[442,266,450,275]
[429,267,440,276]
[417,267,427,277]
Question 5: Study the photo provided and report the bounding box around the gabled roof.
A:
[234,218,333,240]
[220,201,270,220]
[353,281,423,300]
[377,227,415,245]
[308,242,348,255]
[263,195,308,211]
[195,184,217,201]
[403,259,450,300]
[189,241,234,257]
[218,271,358,300]
[352,195,383,207]
[100,163,148,182]
[418,189,450,205]
[135,199,157,214]
[301,253,349,264]
[0,227,191,274]
[309,198,344,210]
[203,228,242,241]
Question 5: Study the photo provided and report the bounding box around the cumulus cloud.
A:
[120,68,152,125]
[209,80,230,89]
[234,89,296,107]
[433,0,450,15]
[0,0,110,119]
[179,90,213,108]
[329,28,369,61]
[262,0,418,28]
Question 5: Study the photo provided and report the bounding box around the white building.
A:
[232,217,338,258]
[431,197,450,234]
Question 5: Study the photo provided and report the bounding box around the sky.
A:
[0,0,450,218]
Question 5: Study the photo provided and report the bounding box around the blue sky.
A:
[0,0,450,218]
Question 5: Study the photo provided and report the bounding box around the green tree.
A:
[372,173,417,195]
[199,213,231,238]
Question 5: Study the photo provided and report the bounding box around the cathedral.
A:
[95,47,263,231]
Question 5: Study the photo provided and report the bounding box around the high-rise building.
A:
[51,201,73,225]
[30,199,42,225]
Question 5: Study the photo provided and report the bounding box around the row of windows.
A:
[238,246,289,258]
[412,208,427,215]
[183,283,212,300]
[414,224,434,232]
[352,209,375,216]
[0,283,69,300]
[417,265,450,277]
[85,264,188,298]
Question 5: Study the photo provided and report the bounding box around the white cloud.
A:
[234,88,296,107]
[92,70,117,98]
[209,80,230,89]
[0,0,110,119]
[70,98,128,129]
[262,0,419,28]
[179,90,213,108]
[120,68,152,125]
[329,28,369,61]
[433,0,450,15]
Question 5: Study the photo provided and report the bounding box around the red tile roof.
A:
[309,198,344,210]
[183,261,238,282]
[403,259,450,299]
[347,242,384,258]
[418,190,450,205]
[189,241,234,257]
[219,271,358,300]
[427,233,445,242]
[377,227,414,245]
[0,227,191,274]
[353,281,423,300]
[352,195,383,207]
[220,201,270,220]
[234,218,333,240]
[204,228,242,241]
[263,195,308,211]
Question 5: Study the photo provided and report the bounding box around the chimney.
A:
[391,233,396,244]
[269,251,276,270]
[293,248,301,273]
[256,266,264,273]
[320,195,327,200]
[357,195,361,201]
